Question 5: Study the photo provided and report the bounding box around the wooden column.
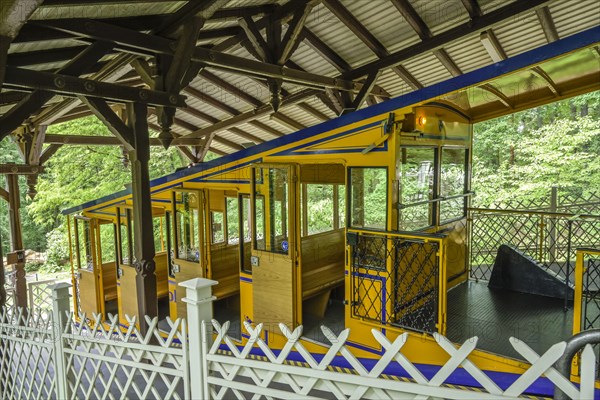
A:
[127,102,157,333]
[6,175,27,309]
[0,225,5,308]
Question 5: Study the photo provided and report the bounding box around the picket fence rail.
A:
[0,278,597,400]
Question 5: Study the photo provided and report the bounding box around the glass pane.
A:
[306,184,334,235]
[254,195,266,251]
[175,192,200,262]
[211,211,224,244]
[338,185,346,228]
[153,216,164,252]
[270,168,288,254]
[241,197,251,243]
[226,197,240,244]
[99,223,116,264]
[440,148,467,222]
[350,168,387,230]
[119,218,130,265]
[77,219,93,269]
[398,147,435,230]
[253,167,288,254]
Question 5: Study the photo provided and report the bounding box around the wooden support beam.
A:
[39,143,62,165]
[80,96,135,151]
[38,19,388,96]
[155,0,229,37]
[0,164,44,174]
[349,71,382,112]
[433,48,462,77]
[278,1,315,64]
[238,16,270,62]
[198,70,263,107]
[296,102,329,122]
[536,6,559,43]
[248,120,285,138]
[460,0,483,18]
[4,66,186,107]
[391,65,423,90]
[390,0,432,40]
[6,175,27,309]
[229,127,264,144]
[127,102,157,334]
[0,187,8,202]
[44,134,206,147]
[183,86,241,116]
[27,125,46,166]
[301,28,351,73]
[315,92,340,116]
[323,0,387,58]
[348,0,551,79]
[270,113,305,131]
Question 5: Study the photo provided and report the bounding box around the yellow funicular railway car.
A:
[64,30,600,397]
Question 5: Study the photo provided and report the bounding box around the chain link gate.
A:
[348,230,444,334]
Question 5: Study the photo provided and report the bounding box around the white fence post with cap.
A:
[180,277,217,400]
[50,282,72,399]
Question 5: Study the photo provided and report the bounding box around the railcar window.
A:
[440,148,468,223]
[349,168,387,230]
[337,185,346,229]
[211,211,225,244]
[174,192,201,262]
[75,218,93,269]
[397,147,435,231]
[240,195,253,273]
[253,167,288,254]
[306,184,334,235]
[254,195,266,251]
[117,209,133,265]
[153,216,166,252]
[226,197,239,244]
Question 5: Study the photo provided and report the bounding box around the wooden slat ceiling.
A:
[1,0,599,160]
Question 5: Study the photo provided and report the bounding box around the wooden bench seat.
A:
[301,229,345,301]
[101,263,118,302]
[210,244,240,300]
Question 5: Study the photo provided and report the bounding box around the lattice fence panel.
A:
[205,319,597,400]
[469,211,600,281]
[0,307,56,400]
[28,279,56,314]
[62,313,189,400]
[3,268,17,309]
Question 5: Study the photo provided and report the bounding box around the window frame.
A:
[438,146,469,225]
[347,166,389,231]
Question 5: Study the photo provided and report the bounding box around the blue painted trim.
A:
[62,26,600,215]
[217,344,564,397]
[240,276,252,283]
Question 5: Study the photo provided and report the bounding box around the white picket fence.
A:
[0,279,597,400]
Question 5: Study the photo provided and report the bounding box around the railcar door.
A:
[251,164,300,330]
[170,189,207,319]
[72,216,101,318]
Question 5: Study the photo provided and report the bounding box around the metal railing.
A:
[468,209,600,289]
[347,229,446,334]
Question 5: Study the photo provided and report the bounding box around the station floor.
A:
[446,280,574,359]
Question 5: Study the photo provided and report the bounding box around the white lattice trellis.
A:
[203,320,597,400]
[62,313,190,400]
[0,307,57,400]
[28,279,56,313]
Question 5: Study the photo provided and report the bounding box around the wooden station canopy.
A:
[0,0,598,331]
[0,0,599,167]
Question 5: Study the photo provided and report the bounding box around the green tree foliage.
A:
[472,91,600,206]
